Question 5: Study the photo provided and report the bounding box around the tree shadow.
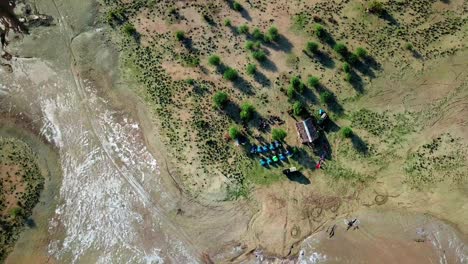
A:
[294,147,317,170]
[240,8,252,21]
[253,71,272,87]
[300,87,318,105]
[259,57,278,72]
[363,56,382,71]
[322,118,340,133]
[351,134,369,155]
[316,85,344,116]
[306,50,335,69]
[225,101,242,123]
[349,70,364,94]
[232,75,255,95]
[285,171,311,185]
[312,133,332,160]
[265,34,293,52]
[353,60,376,79]
[411,50,423,60]
[380,10,399,26]
[182,37,198,52]
[321,32,336,47]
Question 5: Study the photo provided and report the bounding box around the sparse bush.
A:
[306,41,319,53]
[266,26,279,41]
[252,50,266,61]
[252,28,264,40]
[253,41,262,49]
[224,19,232,27]
[340,127,353,138]
[208,55,221,66]
[175,30,185,41]
[314,24,325,38]
[240,103,255,122]
[238,24,249,34]
[213,91,229,109]
[229,126,241,139]
[9,207,23,218]
[246,64,256,75]
[122,23,136,36]
[186,78,195,85]
[367,1,385,15]
[320,91,333,104]
[223,68,238,81]
[233,1,242,11]
[272,128,287,141]
[308,76,320,88]
[405,43,413,51]
[287,86,296,99]
[355,47,367,58]
[334,43,348,56]
[342,62,351,73]
[293,101,304,116]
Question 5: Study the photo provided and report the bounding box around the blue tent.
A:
[274,141,281,148]
[285,150,293,157]
[257,146,263,153]
[269,143,275,150]
[260,159,266,166]
[262,146,269,152]
[279,153,286,161]
[250,146,257,154]
[266,157,272,164]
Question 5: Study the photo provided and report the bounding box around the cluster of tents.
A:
[250,141,293,166]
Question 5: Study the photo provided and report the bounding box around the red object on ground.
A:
[316,162,321,169]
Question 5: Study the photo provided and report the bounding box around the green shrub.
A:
[293,101,304,116]
[252,28,264,40]
[306,41,319,53]
[223,68,238,81]
[334,43,348,56]
[245,40,254,50]
[10,207,23,218]
[266,26,279,41]
[224,19,232,26]
[213,91,229,109]
[290,76,301,89]
[122,23,136,36]
[253,41,262,49]
[229,126,241,139]
[308,76,320,88]
[240,103,255,122]
[175,30,185,41]
[405,43,413,50]
[355,47,367,58]
[272,128,287,141]
[342,62,350,73]
[252,50,266,61]
[340,127,353,138]
[368,1,385,15]
[314,24,325,38]
[320,91,333,104]
[208,55,221,66]
[287,86,296,99]
[186,78,195,85]
[246,63,256,75]
[233,1,242,11]
[238,24,249,34]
